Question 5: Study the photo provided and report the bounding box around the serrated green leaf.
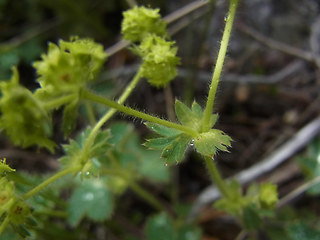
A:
[68,178,114,226]
[60,127,111,177]
[146,212,174,240]
[161,134,192,165]
[191,101,203,118]
[209,114,219,128]
[175,100,195,126]
[145,122,181,137]
[144,136,176,150]
[62,98,79,137]
[194,129,231,157]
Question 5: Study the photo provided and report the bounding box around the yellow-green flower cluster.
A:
[121,6,167,42]
[34,38,107,96]
[0,68,54,151]
[137,34,180,87]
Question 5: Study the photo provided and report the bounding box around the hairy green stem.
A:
[204,156,230,198]
[81,89,198,136]
[202,0,239,132]
[83,70,142,155]
[21,166,81,201]
[85,101,96,125]
[42,93,77,111]
[128,181,165,212]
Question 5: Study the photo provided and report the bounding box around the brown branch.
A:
[238,24,317,63]
[105,0,210,57]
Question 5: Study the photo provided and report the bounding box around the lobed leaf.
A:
[194,129,232,157]
[191,101,203,118]
[107,122,169,183]
[144,136,177,150]
[145,122,182,137]
[68,178,114,226]
[161,134,192,165]
[175,100,195,126]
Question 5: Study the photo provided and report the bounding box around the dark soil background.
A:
[1,0,320,239]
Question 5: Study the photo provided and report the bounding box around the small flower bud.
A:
[121,6,167,42]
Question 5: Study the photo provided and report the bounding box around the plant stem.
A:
[204,156,230,198]
[0,199,15,236]
[201,0,239,132]
[101,169,165,212]
[128,181,165,212]
[85,101,96,125]
[21,166,80,201]
[80,88,198,136]
[0,213,10,236]
[83,70,142,155]
[277,175,320,208]
[42,93,77,111]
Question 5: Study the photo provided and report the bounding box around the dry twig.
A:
[187,116,320,221]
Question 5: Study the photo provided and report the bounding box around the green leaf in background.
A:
[242,205,262,230]
[107,122,169,183]
[0,38,43,79]
[287,222,320,240]
[296,137,320,195]
[176,225,202,240]
[146,212,174,240]
[145,212,201,240]
[68,178,114,226]
[59,127,111,177]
